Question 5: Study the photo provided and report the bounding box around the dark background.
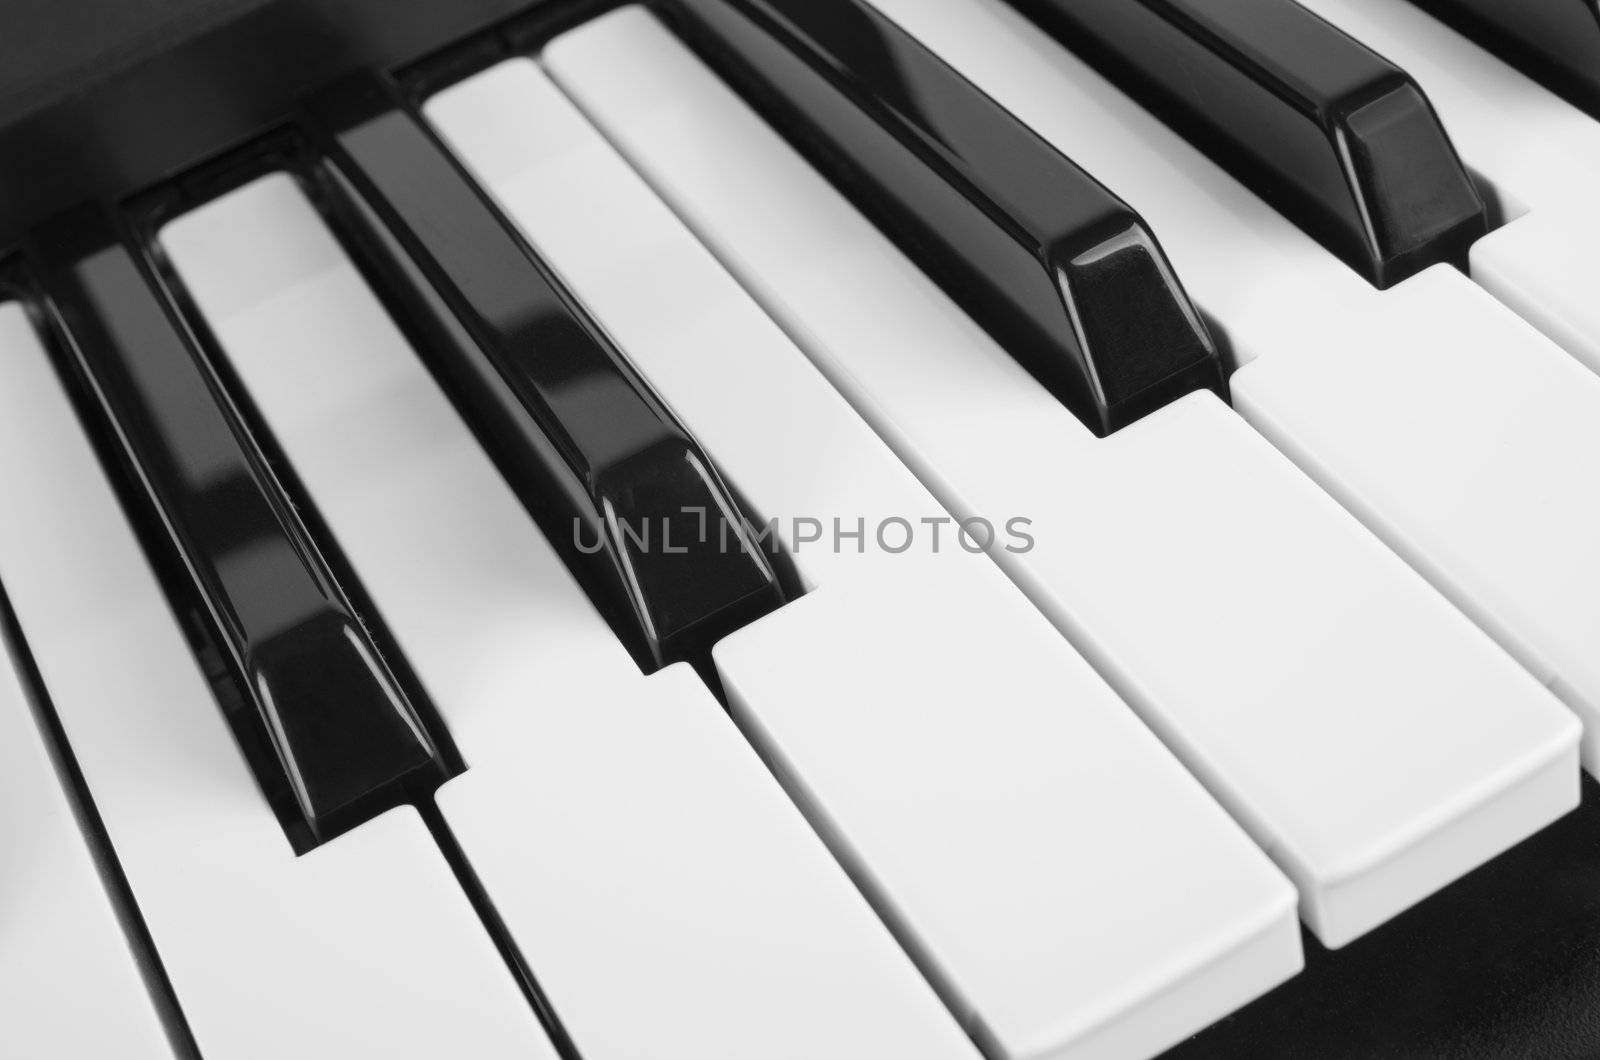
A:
[0,0,553,250]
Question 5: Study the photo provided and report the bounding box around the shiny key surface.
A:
[304,81,783,671]
[863,0,1600,780]
[36,223,446,848]
[657,0,1223,436]
[0,583,173,1059]
[1295,0,1600,400]
[1408,0,1600,117]
[6,1,1594,1055]
[545,3,1582,951]
[428,51,1303,1060]
[162,173,987,1060]
[0,303,558,1060]
[1002,0,1486,288]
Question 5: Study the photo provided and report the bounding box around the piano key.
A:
[857,0,1600,774]
[1169,776,1600,1058]
[543,5,1583,948]
[724,565,1306,1060]
[0,593,173,1058]
[35,222,446,848]
[0,302,558,1060]
[654,0,1224,436]
[159,173,985,1060]
[999,0,1485,289]
[1292,0,1600,382]
[303,79,783,672]
[422,54,1302,1058]
[1407,0,1600,117]
[160,61,1306,1059]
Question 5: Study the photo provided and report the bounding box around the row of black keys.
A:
[10,0,1538,852]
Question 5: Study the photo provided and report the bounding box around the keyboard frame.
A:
[0,0,624,253]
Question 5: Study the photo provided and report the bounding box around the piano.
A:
[5,0,1600,1056]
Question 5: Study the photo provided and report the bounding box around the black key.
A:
[659,0,1224,436]
[32,212,449,850]
[302,78,785,671]
[1004,0,1487,289]
[1166,777,1599,1058]
[1408,0,1600,118]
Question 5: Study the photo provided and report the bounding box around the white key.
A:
[0,305,556,1060]
[161,175,980,1060]
[0,576,171,1058]
[1232,268,1600,759]
[1293,0,1600,377]
[842,0,1600,774]
[539,2,1583,947]
[423,55,1302,1060]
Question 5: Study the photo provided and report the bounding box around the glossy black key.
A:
[1408,0,1600,117]
[1004,0,1487,289]
[659,0,1224,436]
[33,214,448,850]
[303,79,785,670]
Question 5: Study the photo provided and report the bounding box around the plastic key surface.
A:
[0,304,559,1060]
[305,83,783,671]
[428,50,1304,1060]
[0,578,172,1060]
[656,0,1223,436]
[1408,0,1600,117]
[543,3,1582,950]
[858,0,1600,779]
[1002,0,1486,288]
[1293,0,1600,394]
[37,226,446,848]
[162,173,987,1060]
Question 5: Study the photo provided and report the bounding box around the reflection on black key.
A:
[1005,0,1487,289]
[303,79,785,671]
[659,0,1224,436]
[1409,0,1600,118]
[33,215,449,851]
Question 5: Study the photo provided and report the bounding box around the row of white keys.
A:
[1295,0,1600,377]
[540,6,1587,954]
[539,5,1583,949]
[0,556,171,1056]
[428,57,1293,1060]
[161,175,980,1059]
[0,306,557,1060]
[850,0,1600,771]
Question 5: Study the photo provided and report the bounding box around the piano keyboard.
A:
[4,0,1600,1056]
